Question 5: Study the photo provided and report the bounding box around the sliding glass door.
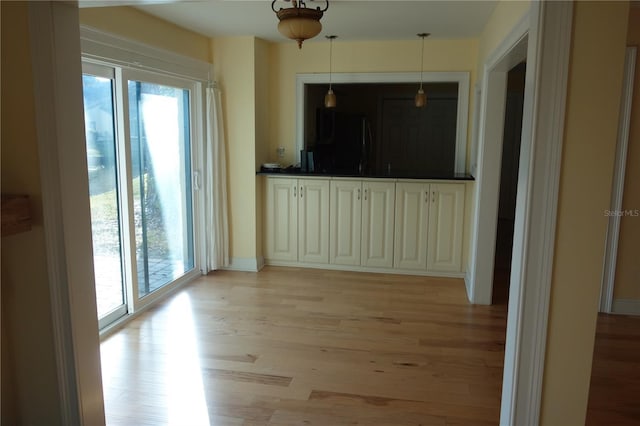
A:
[82,63,201,329]
[127,79,194,298]
[82,64,127,329]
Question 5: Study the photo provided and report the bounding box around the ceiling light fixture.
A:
[325,35,337,108]
[415,32,430,108]
[271,0,329,49]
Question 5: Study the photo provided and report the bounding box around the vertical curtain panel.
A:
[205,84,230,271]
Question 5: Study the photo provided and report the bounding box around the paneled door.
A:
[330,180,362,266]
[394,182,430,270]
[298,179,330,264]
[427,183,465,272]
[361,181,395,268]
[265,177,298,261]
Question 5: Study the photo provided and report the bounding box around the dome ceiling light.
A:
[271,0,329,49]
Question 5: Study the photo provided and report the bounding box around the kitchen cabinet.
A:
[330,179,397,269]
[265,177,329,263]
[329,180,362,266]
[361,181,396,268]
[427,183,465,272]
[264,176,465,276]
[298,179,330,263]
[265,177,298,261]
[394,182,430,270]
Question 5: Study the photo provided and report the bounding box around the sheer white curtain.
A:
[205,83,229,271]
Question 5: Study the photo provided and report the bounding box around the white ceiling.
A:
[80,0,498,43]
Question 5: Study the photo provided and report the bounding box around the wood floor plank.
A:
[101,267,508,425]
[587,313,640,425]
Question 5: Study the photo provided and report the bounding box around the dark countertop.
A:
[256,169,475,181]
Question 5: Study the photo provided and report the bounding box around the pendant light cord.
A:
[419,34,425,90]
[329,36,333,90]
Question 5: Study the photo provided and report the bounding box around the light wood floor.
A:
[101,267,508,425]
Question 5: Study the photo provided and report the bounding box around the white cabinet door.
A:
[265,177,298,261]
[361,181,395,268]
[394,182,430,270]
[298,179,330,263]
[427,183,465,272]
[330,180,362,266]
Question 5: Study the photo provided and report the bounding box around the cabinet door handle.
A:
[357,188,361,200]
[300,186,303,198]
[293,186,297,197]
[364,189,368,201]
[426,191,429,203]
[432,191,436,203]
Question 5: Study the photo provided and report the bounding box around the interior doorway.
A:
[493,62,526,305]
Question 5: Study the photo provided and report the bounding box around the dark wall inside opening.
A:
[303,82,459,176]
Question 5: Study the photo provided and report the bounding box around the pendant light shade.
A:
[415,88,426,108]
[325,88,336,108]
[272,0,329,49]
[415,33,430,108]
[325,35,337,108]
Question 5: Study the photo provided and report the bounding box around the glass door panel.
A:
[127,80,195,298]
[82,72,127,326]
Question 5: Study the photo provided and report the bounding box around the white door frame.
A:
[28,2,105,424]
[467,1,573,424]
[599,46,637,313]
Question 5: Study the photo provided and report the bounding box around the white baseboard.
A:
[264,259,465,279]
[612,299,640,316]
[222,257,264,272]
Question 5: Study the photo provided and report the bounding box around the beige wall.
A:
[613,6,640,302]
[213,37,260,262]
[1,2,63,424]
[268,38,478,166]
[476,0,530,82]
[541,2,629,424]
[79,6,212,62]
[212,36,270,263]
[255,38,271,260]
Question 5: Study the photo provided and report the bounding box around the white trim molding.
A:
[295,72,470,174]
[500,2,573,425]
[80,25,211,82]
[29,2,106,424]
[467,12,529,306]
[223,257,265,272]
[467,8,530,306]
[600,47,637,313]
[264,260,466,279]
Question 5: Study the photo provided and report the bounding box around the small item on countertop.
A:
[261,163,282,172]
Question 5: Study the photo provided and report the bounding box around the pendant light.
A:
[415,32,430,108]
[272,0,329,49]
[325,35,337,108]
